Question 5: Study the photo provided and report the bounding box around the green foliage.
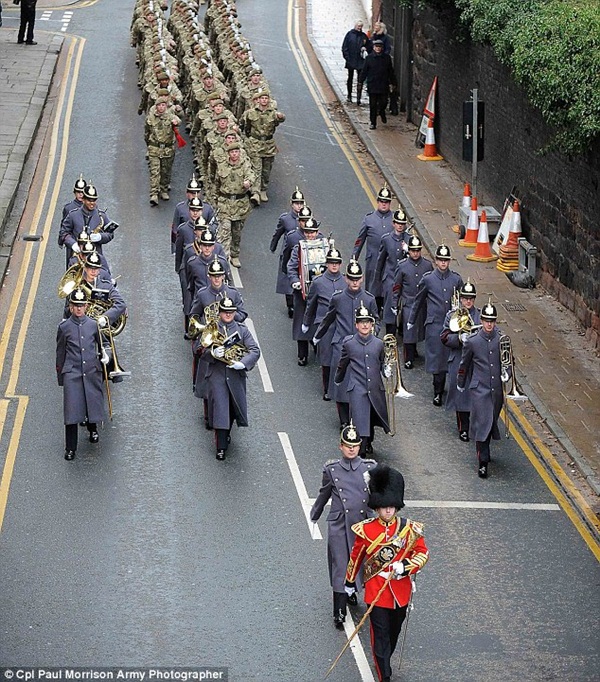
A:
[436,0,600,153]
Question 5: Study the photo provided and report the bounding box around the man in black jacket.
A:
[359,40,397,130]
[14,0,37,45]
[342,21,369,105]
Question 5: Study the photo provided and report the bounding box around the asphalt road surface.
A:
[0,1,598,680]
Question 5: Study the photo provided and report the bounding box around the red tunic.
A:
[346,516,429,609]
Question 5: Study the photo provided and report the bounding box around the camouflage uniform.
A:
[145,100,181,203]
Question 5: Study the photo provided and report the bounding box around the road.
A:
[0,0,598,680]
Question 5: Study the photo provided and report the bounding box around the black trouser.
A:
[18,3,36,43]
[285,294,293,311]
[476,432,493,463]
[65,422,97,451]
[368,93,388,126]
[333,591,348,617]
[433,372,446,395]
[403,343,416,364]
[322,366,331,395]
[370,604,408,681]
[297,339,308,361]
[346,68,362,98]
[385,323,396,336]
[456,411,470,434]
[215,428,231,451]
[337,401,350,428]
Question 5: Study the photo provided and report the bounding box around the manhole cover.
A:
[502,303,527,312]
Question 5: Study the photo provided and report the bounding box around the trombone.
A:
[499,334,527,438]
[383,334,413,436]
[98,318,131,419]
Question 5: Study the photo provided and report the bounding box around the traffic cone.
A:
[417,117,443,161]
[467,210,497,262]
[459,196,479,247]
[497,201,522,272]
[462,183,471,207]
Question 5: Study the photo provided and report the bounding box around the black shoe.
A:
[26,41,38,45]
[298,357,308,367]
[478,463,488,478]
[433,393,443,406]
[323,393,331,401]
[287,307,294,318]
[404,360,413,370]
[346,96,352,103]
[459,430,469,442]
[347,593,357,606]
[216,449,226,461]
[204,420,213,431]
[369,124,376,130]
[183,332,191,340]
[64,450,76,461]
[333,609,345,629]
[17,40,25,44]
[89,431,99,444]
[381,113,387,123]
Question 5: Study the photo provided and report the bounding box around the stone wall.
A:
[393,3,600,346]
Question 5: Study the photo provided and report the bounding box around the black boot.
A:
[356,82,363,107]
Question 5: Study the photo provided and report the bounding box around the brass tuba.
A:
[79,280,127,336]
[383,334,413,436]
[195,300,248,366]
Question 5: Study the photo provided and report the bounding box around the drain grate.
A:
[502,303,527,312]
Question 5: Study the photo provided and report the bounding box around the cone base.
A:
[459,238,478,247]
[417,153,444,161]
[497,262,519,272]
[467,253,498,263]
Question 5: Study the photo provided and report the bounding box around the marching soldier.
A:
[335,303,390,457]
[302,243,345,400]
[457,300,510,478]
[345,465,429,682]
[310,424,376,629]
[407,244,463,405]
[375,209,410,335]
[352,185,394,309]
[314,259,379,428]
[66,234,111,278]
[271,188,306,318]
[80,251,127,336]
[144,93,182,205]
[61,174,87,221]
[185,227,231,307]
[441,279,481,441]
[170,174,206,253]
[278,205,314,317]
[203,297,261,460]
[56,288,108,461]
[392,235,433,369]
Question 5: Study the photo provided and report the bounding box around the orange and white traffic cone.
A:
[497,200,522,272]
[467,210,497,262]
[459,196,479,247]
[462,182,471,208]
[417,117,443,161]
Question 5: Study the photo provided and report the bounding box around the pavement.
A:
[0,0,598,506]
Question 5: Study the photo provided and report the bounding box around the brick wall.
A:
[404,4,600,346]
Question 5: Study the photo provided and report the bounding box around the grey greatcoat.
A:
[56,315,106,425]
[315,287,379,400]
[59,206,114,257]
[171,200,216,253]
[375,231,409,324]
[271,210,300,295]
[203,321,261,429]
[441,307,481,412]
[458,326,508,441]
[310,456,376,592]
[302,270,345,367]
[352,209,394,297]
[335,333,390,436]
[174,217,220,309]
[185,249,231,310]
[408,268,463,373]
[392,255,433,343]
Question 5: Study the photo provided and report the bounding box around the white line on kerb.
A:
[278,432,322,539]
[244,318,273,393]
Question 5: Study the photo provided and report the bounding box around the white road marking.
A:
[41,11,52,20]
[278,432,322,539]
[306,498,560,511]
[230,266,243,289]
[244,318,273,393]
[343,611,377,682]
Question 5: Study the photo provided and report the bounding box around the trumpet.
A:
[499,334,527,438]
[383,334,413,436]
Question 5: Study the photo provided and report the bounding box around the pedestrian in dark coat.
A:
[302,244,345,399]
[203,297,261,460]
[359,40,396,129]
[392,235,433,368]
[310,424,376,628]
[15,0,37,45]
[352,185,394,302]
[441,280,481,441]
[56,288,107,460]
[457,302,510,478]
[335,303,390,457]
[407,244,463,405]
[342,20,369,104]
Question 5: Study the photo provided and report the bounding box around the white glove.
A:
[291,281,302,290]
[392,560,405,578]
[97,316,108,329]
[391,307,398,316]
[501,369,510,383]
[312,336,320,346]
[301,324,309,334]
[383,364,392,379]
[344,585,356,597]
[212,345,225,358]
[90,233,102,243]
[100,352,110,365]
[71,243,81,254]
[231,361,245,370]
[406,322,414,331]
[459,332,469,344]
[457,384,465,393]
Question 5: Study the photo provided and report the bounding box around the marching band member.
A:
[457,300,510,478]
[170,173,208,253]
[56,288,108,460]
[345,465,429,682]
[310,424,376,629]
[407,244,463,406]
[61,174,87,221]
[278,205,315,317]
[441,279,481,442]
[185,224,231,307]
[335,303,390,457]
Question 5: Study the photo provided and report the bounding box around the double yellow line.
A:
[0,36,86,532]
